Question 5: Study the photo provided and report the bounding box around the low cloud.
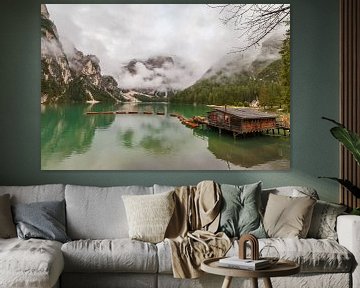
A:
[117,57,196,90]
[41,38,64,57]
[46,4,287,89]
[202,33,284,79]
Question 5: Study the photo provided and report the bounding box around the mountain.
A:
[65,48,125,103]
[117,56,193,101]
[171,37,284,107]
[41,5,72,104]
[41,4,125,104]
[201,36,282,81]
[124,56,175,77]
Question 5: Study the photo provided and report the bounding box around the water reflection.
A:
[41,103,290,170]
[116,115,180,155]
[193,129,290,169]
[41,104,115,168]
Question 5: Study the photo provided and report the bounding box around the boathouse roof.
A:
[212,107,277,119]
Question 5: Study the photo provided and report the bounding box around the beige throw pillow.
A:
[0,194,17,238]
[122,191,175,243]
[263,193,316,238]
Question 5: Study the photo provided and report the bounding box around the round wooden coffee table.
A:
[201,257,300,288]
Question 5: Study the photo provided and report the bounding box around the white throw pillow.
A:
[122,191,175,243]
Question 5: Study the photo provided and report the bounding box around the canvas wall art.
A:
[41,4,291,170]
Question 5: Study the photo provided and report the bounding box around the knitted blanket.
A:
[165,181,231,278]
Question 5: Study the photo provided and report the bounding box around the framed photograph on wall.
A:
[41,4,290,170]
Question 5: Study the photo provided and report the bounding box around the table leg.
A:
[263,277,273,288]
[251,278,258,288]
[221,276,233,288]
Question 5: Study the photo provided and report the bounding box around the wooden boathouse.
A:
[207,107,277,136]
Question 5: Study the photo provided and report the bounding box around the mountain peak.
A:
[41,4,50,19]
[124,56,175,76]
[118,55,194,93]
[41,7,124,104]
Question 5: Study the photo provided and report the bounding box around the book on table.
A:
[218,257,271,270]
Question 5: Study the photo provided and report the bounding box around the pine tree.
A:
[279,29,291,111]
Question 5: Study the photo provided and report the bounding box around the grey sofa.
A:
[0,184,359,288]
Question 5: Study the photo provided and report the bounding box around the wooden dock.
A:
[265,123,290,136]
[86,110,201,130]
[86,111,165,116]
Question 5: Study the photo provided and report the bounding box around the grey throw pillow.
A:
[218,182,266,238]
[307,200,347,240]
[0,194,16,238]
[12,200,70,243]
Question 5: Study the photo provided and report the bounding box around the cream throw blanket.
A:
[165,181,231,278]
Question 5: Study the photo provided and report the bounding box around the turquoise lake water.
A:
[41,103,290,170]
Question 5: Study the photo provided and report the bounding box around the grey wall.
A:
[0,0,340,202]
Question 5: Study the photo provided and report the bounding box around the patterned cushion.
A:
[307,200,347,240]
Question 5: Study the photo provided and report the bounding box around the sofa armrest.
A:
[337,215,360,288]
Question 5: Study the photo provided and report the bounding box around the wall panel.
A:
[340,0,360,207]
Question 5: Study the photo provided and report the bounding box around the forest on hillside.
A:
[171,29,290,112]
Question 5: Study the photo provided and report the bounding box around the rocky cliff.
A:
[41,4,124,104]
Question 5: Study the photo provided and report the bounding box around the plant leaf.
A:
[330,127,360,165]
[322,117,360,165]
[322,116,344,127]
[319,177,360,198]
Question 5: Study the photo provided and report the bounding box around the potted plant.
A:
[320,117,360,215]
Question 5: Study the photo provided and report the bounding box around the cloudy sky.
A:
[47,4,287,89]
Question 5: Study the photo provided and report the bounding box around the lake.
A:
[41,103,290,170]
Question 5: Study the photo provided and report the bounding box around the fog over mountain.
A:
[47,4,287,90]
[201,34,283,80]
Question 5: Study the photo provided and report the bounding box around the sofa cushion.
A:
[12,200,70,243]
[122,191,175,243]
[158,237,353,274]
[61,273,157,288]
[61,239,158,273]
[0,194,16,238]
[65,185,153,239]
[261,186,319,212]
[0,238,64,288]
[0,184,65,204]
[156,240,173,274]
[261,238,353,273]
[263,193,316,238]
[231,238,353,273]
[307,200,347,240]
[218,182,266,238]
[153,184,176,194]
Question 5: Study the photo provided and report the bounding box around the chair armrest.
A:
[337,215,360,288]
